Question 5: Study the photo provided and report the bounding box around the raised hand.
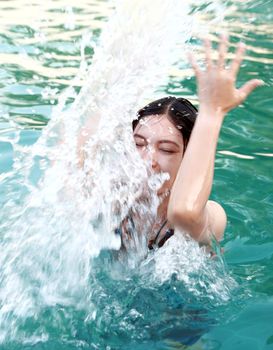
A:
[188,34,263,116]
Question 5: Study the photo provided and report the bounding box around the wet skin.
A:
[133,114,184,198]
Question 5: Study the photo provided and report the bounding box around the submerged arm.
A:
[167,35,263,244]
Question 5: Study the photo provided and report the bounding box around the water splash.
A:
[0,0,238,347]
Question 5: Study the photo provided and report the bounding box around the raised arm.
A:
[167,34,263,244]
[77,113,102,167]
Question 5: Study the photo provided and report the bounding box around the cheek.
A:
[136,146,146,159]
[159,154,182,179]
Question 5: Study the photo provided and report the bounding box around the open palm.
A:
[189,35,263,115]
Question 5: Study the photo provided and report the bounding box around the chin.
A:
[157,179,172,196]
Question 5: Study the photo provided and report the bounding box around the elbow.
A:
[167,204,203,229]
[167,205,206,242]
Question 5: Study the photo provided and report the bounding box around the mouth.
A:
[157,186,171,198]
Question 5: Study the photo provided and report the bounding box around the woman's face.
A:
[133,114,184,196]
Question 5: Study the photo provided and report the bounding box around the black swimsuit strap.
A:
[153,219,168,243]
[148,219,172,250]
[157,228,174,248]
[116,218,174,250]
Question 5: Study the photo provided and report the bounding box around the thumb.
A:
[237,79,264,103]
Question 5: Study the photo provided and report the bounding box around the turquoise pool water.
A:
[0,0,273,349]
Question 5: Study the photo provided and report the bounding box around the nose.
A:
[151,154,159,170]
[149,147,160,172]
[140,145,160,171]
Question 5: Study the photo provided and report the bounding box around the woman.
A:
[130,35,262,250]
[80,35,263,250]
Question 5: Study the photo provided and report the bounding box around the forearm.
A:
[167,108,224,237]
[77,114,101,167]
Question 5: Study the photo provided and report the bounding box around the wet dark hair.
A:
[132,96,198,152]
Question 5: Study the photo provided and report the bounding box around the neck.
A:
[156,196,169,223]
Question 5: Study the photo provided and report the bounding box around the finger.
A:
[204,38,212,69]
[218,34,229,69]
[187,51,201,77]
[237,79,264,103]
[230,42,246,76]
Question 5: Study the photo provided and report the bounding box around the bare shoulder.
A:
[207,200,227,241]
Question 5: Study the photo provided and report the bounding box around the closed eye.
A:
[160,148,176,154]
[159,140,181,154]
[134,135,147,148]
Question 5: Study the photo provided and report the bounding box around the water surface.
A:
[0,0,273,349]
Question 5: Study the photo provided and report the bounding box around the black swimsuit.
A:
[148,219,174,250]
[115,219,174,250]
